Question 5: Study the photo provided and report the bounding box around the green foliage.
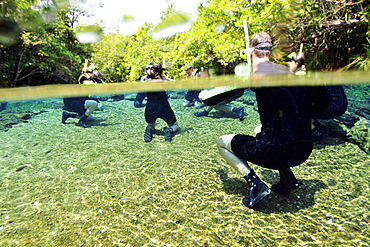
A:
[276,0,369,71]
[0,0,369,86]
[91,24,172,82]
[88,0,369,81]
[165,0,296,76]
[0,0,90,87]
[340,45,370,71]
[90,33,131,82]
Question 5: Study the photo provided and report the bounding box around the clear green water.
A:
[0,90,369,246]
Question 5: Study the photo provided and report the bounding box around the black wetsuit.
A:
[185,69,208,103]
[230,61,314,169]
[145,91,177,125]
[63,97,89,116]
[133,75,149,106]
[312,86,347,119]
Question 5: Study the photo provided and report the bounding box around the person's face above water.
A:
[146,67,154,76]
[92,69,99,77]
[185,68,193,76]
[287,60,299,73]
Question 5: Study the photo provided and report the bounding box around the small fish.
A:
[15,164,31,172]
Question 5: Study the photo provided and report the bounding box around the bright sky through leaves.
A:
[75,0,207,39]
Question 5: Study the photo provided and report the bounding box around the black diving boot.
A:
[62,111,77,124]
[78,115,91,128]
[232,107,245,121]
[144,125,154,142]
[163,127,173,142]
[271,167,299,195]
[242,171,271,208]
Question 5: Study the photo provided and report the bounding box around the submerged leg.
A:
[84,100,99,116]
[194,106,214,117]
[78,114,91,128]
[163,127,173,142]
[78,100,100,128]
[214,104,244,121]
[271,167,299,195]
[144,124,155,142]
[164,122,179,142]
[217,135,270,208]
[62,111,77,124]
[232,107,245,121]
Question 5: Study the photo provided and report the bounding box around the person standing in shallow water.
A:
[143,62,180,142]
[217,32,314,208]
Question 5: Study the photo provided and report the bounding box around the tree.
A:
[91,24,175,82]
[1,0,368,87]
[168,0,369,74]
[272,0,369,70]
[0,0,90,87]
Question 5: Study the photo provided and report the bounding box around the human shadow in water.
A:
[152,127,193,136]
[87,117,112,127]
[62,116,110,127]
[216,168,327,214]
[313,118,352,148]
[200,111,245,121]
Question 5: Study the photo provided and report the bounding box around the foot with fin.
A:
[144,125,154,142]
[62,111,77,124]
[271,168,299,195]
[242,171,271,208]
[78,115,91,128]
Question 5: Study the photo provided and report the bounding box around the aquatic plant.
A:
[340,43,370,72]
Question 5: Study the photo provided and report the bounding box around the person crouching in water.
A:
[217,32,314,208]
[143,62,179,142]
[61,66,103,128]
[62,96,101,128]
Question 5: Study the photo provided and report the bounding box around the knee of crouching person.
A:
[217,134,235,149]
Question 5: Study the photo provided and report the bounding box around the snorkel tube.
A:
[288,44,306,75]
[199,20,251,105]
[235,20,253,77]
[83,59,88,73]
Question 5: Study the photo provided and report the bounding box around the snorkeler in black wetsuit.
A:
[288,52,348,143]
[62,66,103,128]
[62,96,101,128]
[217,32,315,208]
[143,62,179,142]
